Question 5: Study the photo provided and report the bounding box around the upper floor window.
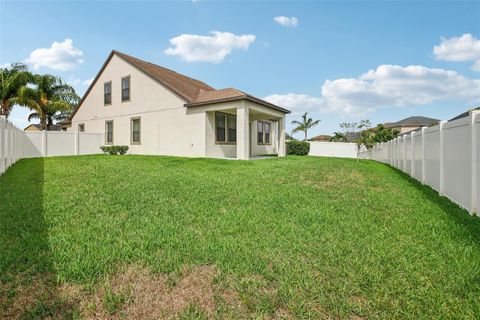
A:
[121,76,130,101]
[104,82,112,105]
[215,112,236,143]
[257,121,271,145]
[78,124,85,132]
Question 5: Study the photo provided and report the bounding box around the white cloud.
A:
[273,16,298,27]
[433,34,480,71]
[25,38,84,71]
[265,64,480,116]
[67,77,93,87]
[164,31,256,63]
[0,63,11,69]
[264,93,325,114]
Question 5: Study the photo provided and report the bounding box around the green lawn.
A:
[1,155,479,319]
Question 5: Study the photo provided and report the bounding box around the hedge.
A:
[100,145,129,155]
[286,141,310,156]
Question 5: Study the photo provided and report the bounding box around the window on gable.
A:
[121,76,130,101]
[104,82,112,105]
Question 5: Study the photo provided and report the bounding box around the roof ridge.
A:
[113,50,215,92]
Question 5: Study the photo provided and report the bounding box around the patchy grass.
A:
[1,155,480,319]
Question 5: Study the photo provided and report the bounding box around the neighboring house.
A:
[69,50,290,159]
[449,107,480,122]
[384,116,439,134]
[310,135,331,142]
[24,124,61,131]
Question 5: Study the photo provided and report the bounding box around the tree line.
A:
[0,63,79,130]
[290,112,399,148]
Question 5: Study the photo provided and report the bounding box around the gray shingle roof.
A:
[385,116,439,128]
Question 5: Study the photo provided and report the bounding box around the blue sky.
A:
[1,0,480,138]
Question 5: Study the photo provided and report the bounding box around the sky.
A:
[1,0,480,138]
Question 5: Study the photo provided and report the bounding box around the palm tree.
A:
[291,112,321,141]
[0,63,31,118]
[330,132,347,142]
[18,74,79,130]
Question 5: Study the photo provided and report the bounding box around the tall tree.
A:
[18,74,79,130]
[0,63,31,118]
[291,112,321,141]
[330,132,347,142]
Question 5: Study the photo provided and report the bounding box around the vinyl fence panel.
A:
[473,113,480,213]
[308,141,358,158]
[360,111,480,215]
[424,125,441,192]
[404,135,412,175]
[46,131,76,156]
[0,117,104,177]
[79,133,105,155]
[412,131,423,181]
[443,117,472,210]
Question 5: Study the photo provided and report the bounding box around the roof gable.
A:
[71,50,290,119]
[113,51,215,102]
[71,50,216,119]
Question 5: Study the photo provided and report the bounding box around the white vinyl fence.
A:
[0,116,103,176]
[0,117,24,175]
[309,141,358,158]
[360,111,480,215]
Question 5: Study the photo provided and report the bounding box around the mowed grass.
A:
[1,155,480,319]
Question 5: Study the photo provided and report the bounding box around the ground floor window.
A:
[215,112,236,143]
[131,117,141,144]
[257,121,271,145]
[105,120,113,144]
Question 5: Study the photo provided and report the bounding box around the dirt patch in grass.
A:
[0,274,81,320]
[2,265,286,319]
[79,264,218,319]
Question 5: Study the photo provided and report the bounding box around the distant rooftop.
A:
[385,116,439,128]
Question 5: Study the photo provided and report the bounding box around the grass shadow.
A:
[378,161,480,245]
[0,158,79,319]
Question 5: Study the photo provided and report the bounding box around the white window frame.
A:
[105,120,114,145]
[215,112,236,144]
[130,117,141,145]
[121,76,131,102]
[257,121,271,145]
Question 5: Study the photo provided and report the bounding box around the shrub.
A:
[286,141,310,156]
[100,145,129,155]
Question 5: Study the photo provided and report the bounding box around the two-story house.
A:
[66,50,290,159]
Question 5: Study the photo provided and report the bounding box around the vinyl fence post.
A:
[403,135,407,172]
[410,132,415,175]
[394,138,397,167]
[42,130,47,157]
[421,127,426,184]
[75,130,79,155]
[471,111,479,215]
[6,121,11,168]
[0,116,5,174]
[439,121,446,196]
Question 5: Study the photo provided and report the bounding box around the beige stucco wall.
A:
[71,54,206,157]
[391,126,421,134]
[199,100,282,158]
[71,53,286,158]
